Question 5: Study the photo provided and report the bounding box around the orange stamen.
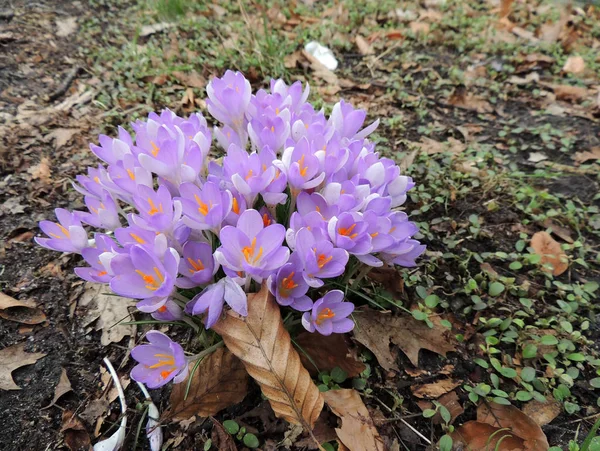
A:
[187,257,205,272]
[158,305,167,313]
[245,169,254,180]
[262,213,271,227]
[316,307,335,325]
[232,197,240,214]
[242,237,263,264]
[150,141,160,157]
[147,198,163,216]
[317,253,333,269]
[130,233,146,244]
[194,194,210,216]
[298,154,308,177]
[127,169,135,180]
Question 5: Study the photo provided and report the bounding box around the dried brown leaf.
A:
[409,21,430,34]
[552,84,589,102]
[0,292,46,324]
[563,55,585,74]
[418,136,465,156]
[499,0,514,18]
[355,35,374,55]
[295,331,365,378]
[411,378,461,399]
[448,87,494,113]
[352,308,458,370]
[530,231,568,276]
[61,411,92,451]
[79,283,136,346]
[44,128,78,149]
[323,389,385,451]
[213,284,324,429]
[28,157,52,182]
[477,402,550,450]
[451,421,525,450]
[522,398,561,426]
[573,147,600,165]
[171,71,206,89]
[43,368,73,409]
[0,342,46,390]
[210,417,238,451]
[542,219,574,244]
[168,347,248,420]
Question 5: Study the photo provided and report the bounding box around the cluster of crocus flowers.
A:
[36,71,424,388]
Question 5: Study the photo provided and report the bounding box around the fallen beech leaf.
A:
[210,417,238,451]
[411,378,461,399]
[573,147,600,164]
[418,136,465,156]
[552,84,589,102]
[171,71,206,89]
[43,368,73,409]
[499,0,514,17]
[530,231,568,276]
[56,17,78,37]
[478,402,550,450]
[323,389,385,451]
[168,347,248,420]
[79,283,136,346]
[528,152,548,163]
[295,331,365,378]
[213,284,323,429]
[448,87,494,113]
[0,342,46,390]
[355,35,374,55]
[542,219,574,244]
[451,421,524,450]
[409,22,430,34]
[417,391,463,424]
[522,398,561,426]
[44,128,78,149]
[61,411,92,451]
[0,292,46,324]
[563,55,585,74]
[28,157,51,182]
[140,22,175,37]
[353,308,458,370]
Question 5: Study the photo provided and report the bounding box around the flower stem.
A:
[171,291,190,304]
[182,317,200,332]
[351,264,372,290]
[187,340,224,362]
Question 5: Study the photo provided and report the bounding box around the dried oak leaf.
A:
[522,398,561,426]
[352,308,458,370]
[411,378,461,399]
[323,389,385,451]
[355,35,374,55]
[530,231,568,276]
[563,55,585,74]
[0,292,46,324]
[213,284,324,429]
[61,410,92,451]
[448,86,494,114]
[171,71,206,89]
[451,421,525,450]
[573,147,600,165]
[477,402,550,450]
[552,84,589,102]
[295,331,365,378]
[43,367,73,409]
[0,342,46,390]
[210,417,238,451]
[167,347,248,420]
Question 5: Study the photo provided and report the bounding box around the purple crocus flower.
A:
[176,241,217,288]
[35,208,88,253]
[268,259,312,311]
[247,114,291,154]
[214,124,244,151]
[178,181,232,232]
[293,227,348,287]
[131,331,188,388]
[78,191,122,231]
[327,212,372,255]
[108,153,153,199]
[328,99,379,141]
[206,70,251,136]
[277,137,325,191]
[301,290,355,335]
[74,234,123,283]
[222,145,277,206]
[270,79,310,113]
[151,299,183,321]
[89,128,134,165]
[186,277,247,328]
[215,209,289,281]
[110,245,179,301]
[72,165,111,200]
[132,185,182,233]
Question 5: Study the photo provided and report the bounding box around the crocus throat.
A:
[316,307,335,325]
[147,198,164,216]
[316,252,333,269]
[187,257,205,273]
[242,237,263,264]
[338,223,358,239]
[135,267,165,291]
[279,272,298,297]
[298,154,308,177]
[194,194,212,216]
